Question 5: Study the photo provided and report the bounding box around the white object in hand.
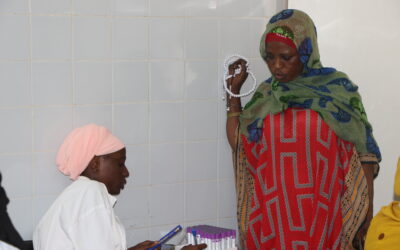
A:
[223,54,257,98]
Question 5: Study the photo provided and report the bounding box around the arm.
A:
[355,163,375,245]
[226,59,248,151]
[362,162,375,225]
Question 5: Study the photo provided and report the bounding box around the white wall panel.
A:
[0,0,285,244]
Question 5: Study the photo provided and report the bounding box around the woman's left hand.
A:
[354,163,375,247]
[355,202,373,247]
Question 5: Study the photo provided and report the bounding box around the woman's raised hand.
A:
[227,59,249,94]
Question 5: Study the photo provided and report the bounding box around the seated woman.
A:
[33,124,206,250]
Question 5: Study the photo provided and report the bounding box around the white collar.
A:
[76,176,117,206]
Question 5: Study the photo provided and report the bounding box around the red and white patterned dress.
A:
[242,108,354,249]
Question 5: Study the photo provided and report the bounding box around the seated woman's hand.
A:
[181,243,207,250]
[128,240,159,250]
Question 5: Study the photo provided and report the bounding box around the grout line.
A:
[0,99,221,110]
[0,12,273,20]
[0,57,263,63]
[182,8,188,227]
[110,6,115,133]
[71,0,76,127]
[216,9,222,226]
[147,4,152,231]
[27,0,36,229]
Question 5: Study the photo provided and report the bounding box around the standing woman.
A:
[226,9,381,249]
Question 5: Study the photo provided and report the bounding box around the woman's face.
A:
[265,41,303,82]
[95,148,129,195]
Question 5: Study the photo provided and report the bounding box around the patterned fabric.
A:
[241,108,367,249]
[240,9,381,160]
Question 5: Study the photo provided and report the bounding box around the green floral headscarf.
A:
[240,9,381,160]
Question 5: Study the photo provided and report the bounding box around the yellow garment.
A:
[365,201,400,249]
[395,157,400,196]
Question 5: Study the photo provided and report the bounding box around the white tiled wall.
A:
[0,0,281,245]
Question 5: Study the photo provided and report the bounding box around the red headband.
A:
[265,32,297,50]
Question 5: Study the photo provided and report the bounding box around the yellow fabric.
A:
[365,201,400,250]
[395,157,400,196]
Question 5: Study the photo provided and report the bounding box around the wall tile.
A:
[220,20,252,58]
[185,141,217,181]
[0,62,31,107]
[185,61,218,99]
[32,16,71,60]
[219,0,251,17]
[32,62,72,105]
[74,62,112,104]
[218,179,236,217]
[113,18,148,59]
[112,0,148,16]
[150,102,184,143]
[185,181,217,221]
[73,105,112,129]
[115,186,149,229]
[249,19,268,58]
[183,219,218,228]
[217,99,227,140]
[0,15,29,60]
[250,0,279,17]
[218,139,234,180]
[218,217,237,231]
[150,184,184,226]
[74,17,111,60]
[32,195,58,227]
[0,108,31,153]
[150,61,184,101]
[114,103,149,145]
[33,152,71,196]
[185,0,218,16]
[7,197,33,240]
[185,19,218,59]
[31,0,71,14]
[0,154,32,198]
[150,143,184,184]
[0,0,29,13]
[185,101,218,140]
[125,145,149,187]
[150,0,185,16]
[113,62,149,103]
[33,107,73,151]
[74,0,111,15]
[150,18,184,59]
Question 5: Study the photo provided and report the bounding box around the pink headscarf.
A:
[56,124,125,180]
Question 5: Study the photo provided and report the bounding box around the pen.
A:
[148,225,182,250]
[192,229,198,245]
